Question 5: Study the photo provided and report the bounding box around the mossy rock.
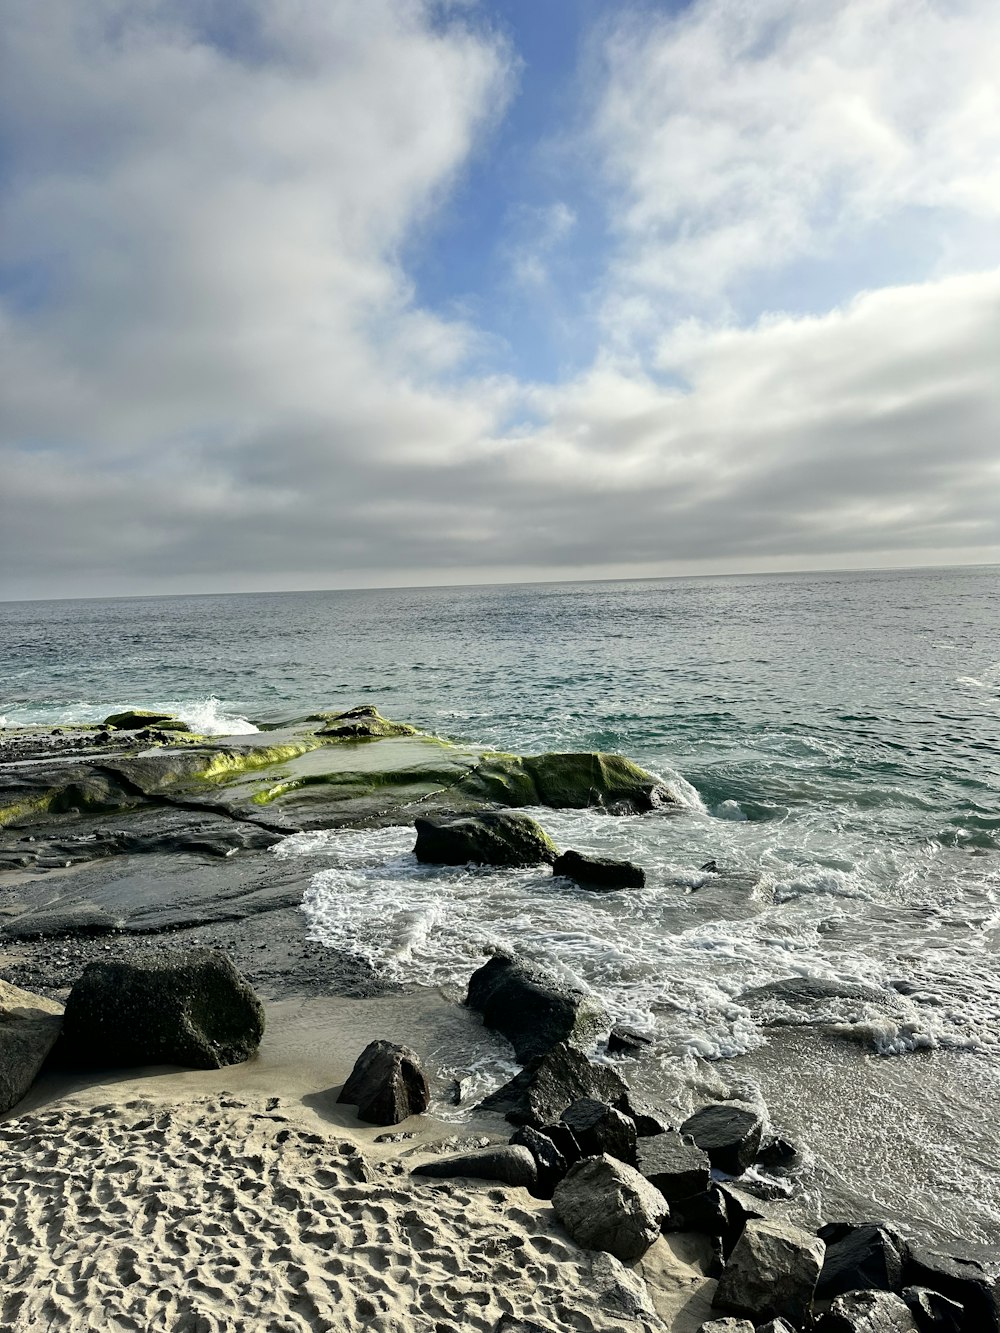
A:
[315,705,418,740]
[103,709,190,733]
[461,751,671,813]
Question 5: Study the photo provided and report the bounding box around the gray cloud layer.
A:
[2,0,999,599]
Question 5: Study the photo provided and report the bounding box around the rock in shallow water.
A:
[680,1102,764,1175]
[466,950,608,1063]
[816,1223,908,1299]
[414,812,558,867]
[60,949,264,1069]
[552,1153,669,1263]
[337,1039,429,1126]
[478,1042,631,1128]
[552,849,645,890]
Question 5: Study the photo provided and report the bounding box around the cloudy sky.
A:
[2,0,999,599]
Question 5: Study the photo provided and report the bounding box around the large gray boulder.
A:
[412,1145,536,1190]
[904,1247,1000,1332]
[414,812,558,867]
[713,1218,825,1325]
[0,979,63,1113]
[61,949,264,1069]
[478,1042,631,1127]
[337,1040,429,1126]
[466,951,608,1063]
[553,1153,669,1262]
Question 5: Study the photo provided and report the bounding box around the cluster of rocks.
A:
[386,947,996,1333]
[414,809,647,889]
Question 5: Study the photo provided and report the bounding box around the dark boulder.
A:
[60,949,264,1069]
[757,1136,800,1171]
[607,1025,653,1056]
[901,1286,964,1333]
[680,1102,764,1175]
[552,850,645,890]
[103,709,190,731]
[713,1218,825,1326]
[509,1125,568,1198]
[538,1120,582,1165]
[904,1248,1000,1333]
[816,1223,908,1299]
[414,812,558,868]
[756,1321,800,1333]
[552,1153,669,1262]
[478,1042,631,1128]
[0,979,64,1114]
[818,1290,919,1332]
[466,951,608,1063]
[412,1145,536,1190]
[337,1039,429,1126]
[636,1131,712,1201]
[662,1184,729,1238]
[561,1098,637,1166]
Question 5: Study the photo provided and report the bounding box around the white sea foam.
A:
[713,799,748,821]
[169,696,259,735]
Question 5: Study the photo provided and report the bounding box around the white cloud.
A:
[594,0,1000,323]
[1,0,999,598]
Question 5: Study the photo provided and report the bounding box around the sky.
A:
[2,0,999,600]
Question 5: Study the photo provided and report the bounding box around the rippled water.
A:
[3,567,1000,1236]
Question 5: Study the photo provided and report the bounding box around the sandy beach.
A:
[1,993,717,1333]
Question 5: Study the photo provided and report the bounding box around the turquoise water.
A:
[3,566,1000,1240]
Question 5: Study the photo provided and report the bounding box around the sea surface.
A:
[3,566,1000,1243]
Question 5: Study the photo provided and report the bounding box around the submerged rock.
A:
[0,979,64,1113]
[552,849,645,890]
[61,949,264,1069]
[337,1039,429,1126]
[412,1145,536,1190]
[713,1218,825,1325]
[552,1153,669,1262]
[478,1042,631,1128]
[414,812,558,868]
[680,1103,764,1175]
[466,951,608,1063]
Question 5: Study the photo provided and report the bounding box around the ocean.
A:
[2,565,999,1244]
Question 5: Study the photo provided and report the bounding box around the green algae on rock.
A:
[311,704,419,740]
[459,751,672,812]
